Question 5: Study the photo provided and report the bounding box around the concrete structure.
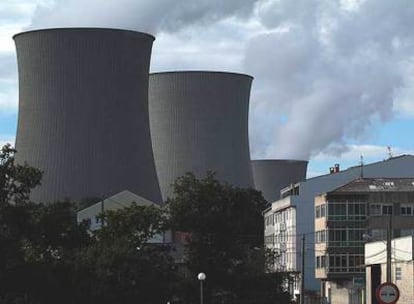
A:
[315,178,414,304]
[263,155,414,301]
[149,71,254,201]
[365,236,414,304]
[14,28,161,203]
[251,159,308,202]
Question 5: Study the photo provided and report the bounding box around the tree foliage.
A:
[81,204,177,304]
[0,144,42,205]
[0,145,291,303]
[168,172,291,304]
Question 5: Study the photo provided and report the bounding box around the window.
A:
[400,228,414,236]
[395,267,402,281]
[369,203,393,216]
[316,255,326,268]
[400,204,413,216]
[382,204,393,215]
[315,230,327,243]
[328,228,365,247]
[328,203,347,220]
[370,204,382,216]
[328,254,364,273]
[348,203,366,220]
[315,206,321,218]
[321,205,326,217]
[371,229,386,240]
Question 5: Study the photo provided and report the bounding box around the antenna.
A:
[387,146,393,159]
[360,155,364,178]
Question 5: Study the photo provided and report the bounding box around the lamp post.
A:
[198,272,206,304]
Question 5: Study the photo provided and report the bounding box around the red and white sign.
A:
[376,283,400,304]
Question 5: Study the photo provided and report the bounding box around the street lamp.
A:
[198,272,206,304]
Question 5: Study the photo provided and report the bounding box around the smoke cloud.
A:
[246,0,414,160]
[29,0,258,34]
[21,0,414,161]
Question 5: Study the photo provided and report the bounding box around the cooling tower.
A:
[14,28,162,203]
[149,71,254,201]
[251,160,308,202]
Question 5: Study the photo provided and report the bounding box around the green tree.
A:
[0,200,92,303]
[80,203,178,304]
[0,144,42,205]
[0,144,91,303]
[167,172,291,304]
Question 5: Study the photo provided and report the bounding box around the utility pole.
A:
[386,215,392,282]
[300,235,305,304]
[360,155,364,178]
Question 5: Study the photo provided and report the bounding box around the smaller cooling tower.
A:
[14,28,161,203]
[149,71,254,201]
[251,160,308,203]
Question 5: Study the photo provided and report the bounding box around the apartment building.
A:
[264,155,414,302]
[315,178,414,304]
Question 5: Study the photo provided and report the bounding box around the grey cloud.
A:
[246,0,412,160]
[28,0,258,34]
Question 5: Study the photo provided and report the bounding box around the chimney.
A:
[334,164,340,173]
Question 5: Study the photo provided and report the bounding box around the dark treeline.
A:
[0,144,291,304]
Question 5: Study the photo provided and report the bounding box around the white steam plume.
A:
[247,0,414,160]
[21,0,414,161]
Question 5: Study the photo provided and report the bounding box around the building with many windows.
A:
[263,155,414,302]
[315,178,414,304]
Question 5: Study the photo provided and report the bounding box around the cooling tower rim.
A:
[251,159,309,163]
[13,27,155,41]
[150,70,254,80]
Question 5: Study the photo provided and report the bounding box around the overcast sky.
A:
[1,0,414,176]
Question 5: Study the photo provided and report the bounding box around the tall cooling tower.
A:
[149,71,254,201]
[251,160,308,203]
[14,28,162,203]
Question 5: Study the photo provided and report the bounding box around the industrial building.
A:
[263,155,414,302]
[365,235,414,304]
[251,159,308,203]
[13,28,161,204]
[149,71,254,201]
[315,178,414,304]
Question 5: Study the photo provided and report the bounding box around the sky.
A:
[1,0,414,177]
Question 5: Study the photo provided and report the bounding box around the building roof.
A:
[306,154,414,182]
[329,177,414,193]
[77,190,157,224]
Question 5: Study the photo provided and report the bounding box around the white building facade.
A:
[264,155,414,299]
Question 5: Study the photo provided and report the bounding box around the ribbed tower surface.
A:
[251,159,308,203]
[149,71,254,201]
[14,28,162,203]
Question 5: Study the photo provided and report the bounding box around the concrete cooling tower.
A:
[251,160,308,203]
[149,71,254,201]
[14,28,162,203]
